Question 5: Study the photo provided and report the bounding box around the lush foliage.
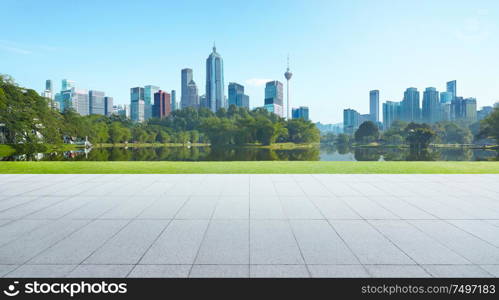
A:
[354,121,379,144]
[479,107,499,145]
[0,75,63,145]
[0,75,319,147]
[404,123,436,150]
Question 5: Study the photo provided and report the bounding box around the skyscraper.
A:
[42,79,54,104]
[181,68,193,109]
[61,79,75,91]
[463,98,477,122]
[171,90,177,111]
[284,56,293,119]
[45,80,53,93]
[199,95,207,109]
[185,80,199,108]
[343,109,360,135]
[144,85,160,120]
[446,80,457,100]
[402,87,420,122]
[89,90,106,115]
[422,87,440,123]
[104,96,113,117]
[369,90,379,123]
[130,87,145,122]
[206,45,225,112]
[228,82,250,109]
[264,80,284,117]
[451,96,464,120]
[292,106,309,121]
[153,90,171,119]
[382,101,401,130]
[440,92,453,104]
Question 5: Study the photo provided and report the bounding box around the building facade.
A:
[446,80,457,100]
[130,87,145,122]
[264,80,283,117]
[343,109,360,135]
[144,85,160,120]
[292,106,309,121]
[263,104,283,117]
[153,90,171,119]
[206,46,225,112]
[171,90,177,111]
[104,96,113,117]
[89,90,105,115]
[382,101,401,130]
[463,98,477,122]
[369,90,379,123]
[185,80,199,108]
[181,68,193,109]
[422,87,440,123]
[401,87,420,122]
[228,82,250,109]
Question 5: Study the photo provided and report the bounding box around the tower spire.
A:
[213,41,216,52]
[284,54,293,120]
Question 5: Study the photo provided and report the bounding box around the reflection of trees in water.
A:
[320,144,337,155]
[437,148,472,161]
[275,148,320,161]
[382,148,408,161]
[109,148,132,161]
[405,148,438,161]
[354,148,381,161]
[5,145,498,162]
[336,144,352,155]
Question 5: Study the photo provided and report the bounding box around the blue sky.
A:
[1,0,498,123]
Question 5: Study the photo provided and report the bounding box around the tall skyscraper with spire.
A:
[284,56,293,119]
[206,44,225,112]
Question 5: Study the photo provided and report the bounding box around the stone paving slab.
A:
[0,174,498,278]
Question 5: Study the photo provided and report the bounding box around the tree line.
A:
[0,75,320,148]
[321,111,499,150]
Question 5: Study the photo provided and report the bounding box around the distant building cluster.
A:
[41,45,310,123]
[41,79,114,117]
[343,80,495,134]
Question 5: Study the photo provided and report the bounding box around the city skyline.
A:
[2,0,499,123]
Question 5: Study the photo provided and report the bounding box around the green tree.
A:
[108,122,127,144]
[434,122,473,144]
[354,121,379,144]
[189,130,200,143]
[286,119,320,143]
[157,130,170,143]
[177,131,190,144]
[405,123,436,150]
[91,122,109,144]
[478,107,499,145]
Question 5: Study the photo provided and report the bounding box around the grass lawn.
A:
[1,161,499,174]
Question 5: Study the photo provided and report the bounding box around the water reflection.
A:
[1,145,497,162]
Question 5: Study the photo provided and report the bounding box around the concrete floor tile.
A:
[67,265,134,278]
[250,265,309,278]
[128,265,190,278]
[308,265,369,278]
[190,265,249,278]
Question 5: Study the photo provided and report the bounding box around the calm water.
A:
[1,145,497,161]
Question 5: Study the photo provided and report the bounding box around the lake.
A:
[1,145,497,161]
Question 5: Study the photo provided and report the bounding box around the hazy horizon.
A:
[1,0,498,123]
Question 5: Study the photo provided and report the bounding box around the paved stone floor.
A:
[0,174,499,278]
